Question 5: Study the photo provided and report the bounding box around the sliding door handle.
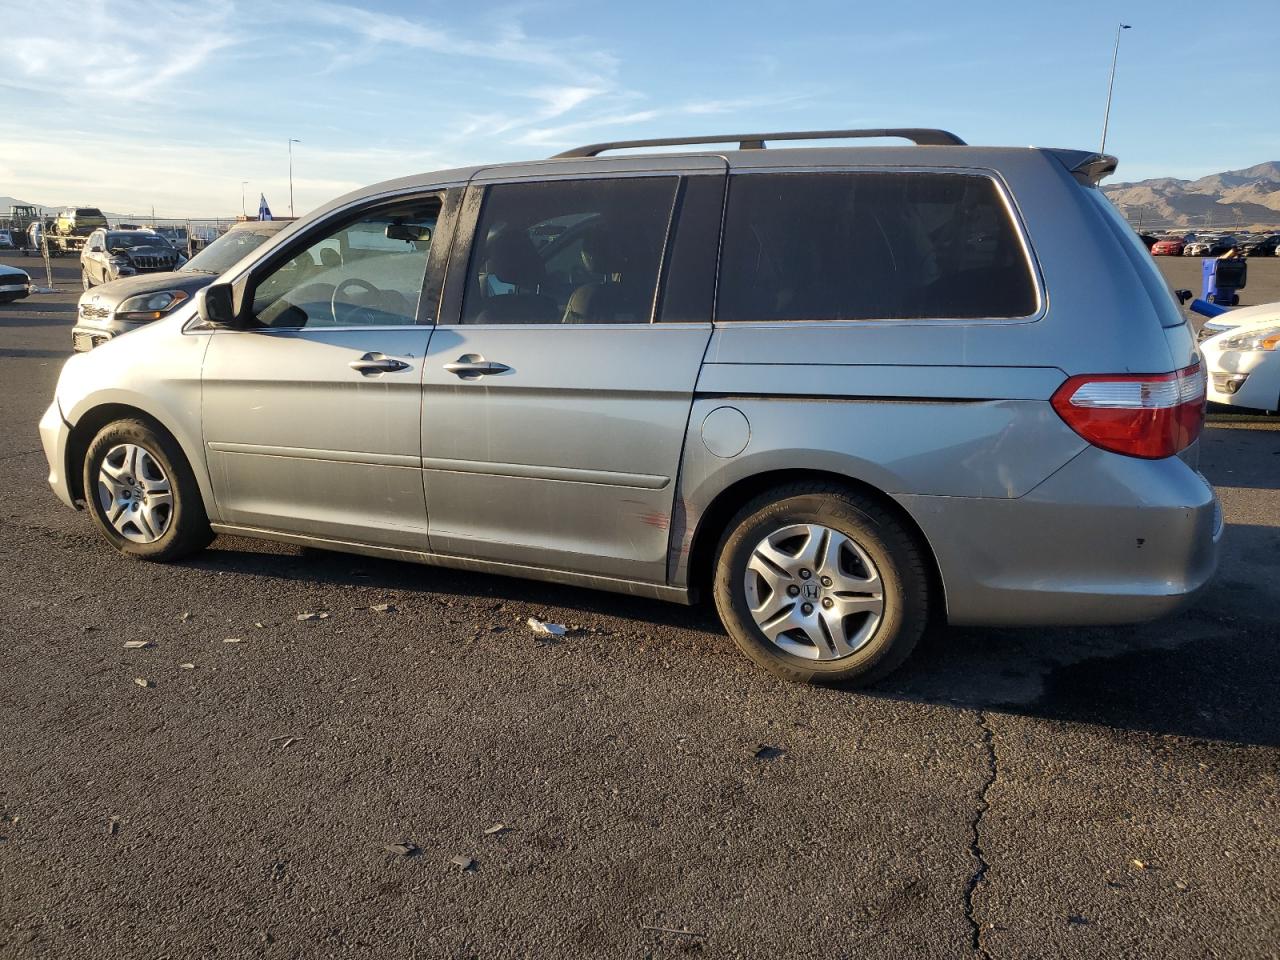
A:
[444,355,510,379]
[350,352,411,374]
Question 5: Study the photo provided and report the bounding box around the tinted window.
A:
[716,172,1037,322]
[461,177,677,325]
[251,196,440,328]
[657,176,725,323]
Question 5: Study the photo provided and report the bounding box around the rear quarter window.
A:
[1085,189,1186,328]
[716,171,1038,322]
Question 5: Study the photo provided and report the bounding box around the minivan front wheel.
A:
[713,484,929,685]
[83,419,213,561]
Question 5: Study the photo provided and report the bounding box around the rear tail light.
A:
[1050,362,1206,459]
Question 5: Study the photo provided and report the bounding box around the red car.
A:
[1151,237,1186,256]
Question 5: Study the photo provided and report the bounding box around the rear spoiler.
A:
[1046,149,1119,185]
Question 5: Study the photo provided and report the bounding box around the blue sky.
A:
[3,0,1277,217]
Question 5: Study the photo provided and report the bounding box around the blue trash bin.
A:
[1202,258,1247,305]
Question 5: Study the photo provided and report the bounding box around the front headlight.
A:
[116,289,189,321]
[1220,325,1280,352]
[108,256,131,266]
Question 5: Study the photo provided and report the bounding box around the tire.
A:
[713,483,930,685]
[82,418,213,562]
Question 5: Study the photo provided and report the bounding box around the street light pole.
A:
[1100,22,1132,155]
[288,139,301,218]
[241,181,248,218]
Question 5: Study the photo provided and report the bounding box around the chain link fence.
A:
[2,211,260,291]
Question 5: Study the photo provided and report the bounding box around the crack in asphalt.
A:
[964,710,997,958]
[0,447,42,462]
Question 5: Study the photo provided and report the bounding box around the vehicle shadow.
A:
[0,300,77,330]
[189,537,722,634]
[0,347,73,358]
[1201,421,1280,492]
[867,518,1280,749]
[189,518,1280,749]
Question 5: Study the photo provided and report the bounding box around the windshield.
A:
[107,233,171,249]
[181,228,279,274]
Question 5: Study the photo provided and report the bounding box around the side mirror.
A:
[1175,289,1193,305]
[89,245,103,253]
[196,283,237,327]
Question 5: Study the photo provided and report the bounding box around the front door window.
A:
[251,198,441,328]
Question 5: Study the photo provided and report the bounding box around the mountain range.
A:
[1102,161,1280,231]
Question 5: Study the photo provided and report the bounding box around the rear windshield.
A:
[106,233,170,249]
[716,172,1038,322]
[76,208,104,218]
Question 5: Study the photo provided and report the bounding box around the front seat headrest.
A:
[483,230,545,288]
[579,225,630,276]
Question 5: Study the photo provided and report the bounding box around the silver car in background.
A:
[38,128,1221,684]
[73,220,293,352]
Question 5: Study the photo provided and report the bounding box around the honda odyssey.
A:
[39,128,1222,684]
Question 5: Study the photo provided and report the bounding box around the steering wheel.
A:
[331,277,380,325]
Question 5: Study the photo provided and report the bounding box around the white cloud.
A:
[0,130,451,217]
[0,2,817,216]
[294,2,618,85]
[4,0,242,102]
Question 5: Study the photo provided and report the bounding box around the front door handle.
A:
[443,354,511,379]
[350,352,412,375]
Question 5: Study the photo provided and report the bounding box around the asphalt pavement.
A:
[1,256,1277,959]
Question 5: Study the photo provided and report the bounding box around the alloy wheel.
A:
[96,443,173,543]
[743,523,884,660]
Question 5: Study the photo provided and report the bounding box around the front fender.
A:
[55,315,216,519]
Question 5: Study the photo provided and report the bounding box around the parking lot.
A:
[1,256,1277,958]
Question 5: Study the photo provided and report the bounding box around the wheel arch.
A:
[65,403,203,508]
[683,468,948,621]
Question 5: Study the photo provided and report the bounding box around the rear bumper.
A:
[899,447,1222,627]
[39,400,77,509]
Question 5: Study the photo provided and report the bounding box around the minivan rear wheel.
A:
[83,419,213,562]
[713,484,929,685]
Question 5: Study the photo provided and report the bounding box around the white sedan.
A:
[1198,301,1280,413]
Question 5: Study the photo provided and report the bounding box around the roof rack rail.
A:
[551,128,966,159]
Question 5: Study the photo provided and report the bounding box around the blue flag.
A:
[258,194,272,221]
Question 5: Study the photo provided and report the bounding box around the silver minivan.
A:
[39,129,1221,684]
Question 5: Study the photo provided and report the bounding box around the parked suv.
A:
[38,129,1221,684]
[80,229,181,289]
[151,225,190,250]
[1241,235,1279,258]
[54,207,108,238]
[72,220,292,352]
